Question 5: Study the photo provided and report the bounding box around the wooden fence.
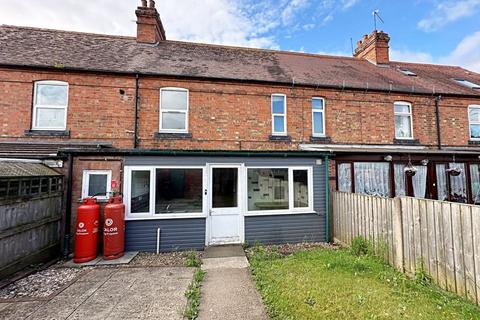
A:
[331,191,480,306]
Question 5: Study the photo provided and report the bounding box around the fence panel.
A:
[332,191,480,306]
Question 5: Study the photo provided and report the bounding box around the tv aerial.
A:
[372,9,384,30]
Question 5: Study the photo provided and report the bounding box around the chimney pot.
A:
[140,0,147,7]
[354,30,390,65]
[149,0,155,8]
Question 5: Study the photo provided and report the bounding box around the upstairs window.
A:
[394,102,413,139]
[271,94,287,135]
[468,105,480,140]
[312,97,325,136]
[32,81,68,130]
[160,88,189,133]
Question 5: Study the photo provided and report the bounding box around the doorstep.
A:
[63,251,138,268]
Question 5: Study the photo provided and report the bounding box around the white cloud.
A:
[440,31,480,72]
[390,49,434,63]
[418,0,480,32]
[341,0,360,10]
[281,0,310,25]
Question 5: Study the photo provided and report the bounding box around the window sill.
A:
[244,210,317,217]
[25,130,70,137]
[77,198,109,204]
[468,140,480,145]
[269,135,291,142]
[393,138,420,145]
[310,136,331,143]
[125,213,206,220]
[154,132,192,140]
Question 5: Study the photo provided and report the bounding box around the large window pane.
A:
[469,108,480,122]
[449,163,467,203]
[470,124,480,139]
[36,84,68,106]
[338,163,352,192]
[248,168,289,211]
[88,174,107,197]
[312,98,324,110]
[212,168,237,208]
[470,164,480,204]
[272,95,285,114]
[36,108,66,128]
[131,171,150,213]
[394,164,406,196]
[436,164,448,201]
[273,115,285,133]
[395,115,412,138]
[156,169,203,213]
[293,170,309,208]
[161,112,186,130]
[161,90,187,110]
[354,162,390,197]
[313,112,324,135]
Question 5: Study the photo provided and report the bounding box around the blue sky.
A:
[0,0,479,71]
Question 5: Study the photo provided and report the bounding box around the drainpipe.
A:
[325,155,330,243]
[435,95,442,150]
[133,73,140,149]
[63,153,74,257]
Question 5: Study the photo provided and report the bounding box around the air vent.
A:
[453,79,480,89]
[399,68,417,77]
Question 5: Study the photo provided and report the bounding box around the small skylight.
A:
[453,79,480,89]
[399,68,417,77]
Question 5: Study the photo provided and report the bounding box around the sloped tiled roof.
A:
[0,161,61,177]
[1,25,480,96]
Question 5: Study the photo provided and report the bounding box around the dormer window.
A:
[32,81,69,130]
[159,88,189,133]
[453,79,480,89]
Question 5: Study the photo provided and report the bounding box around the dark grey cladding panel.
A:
[125,218,205,252]
[245,213,325,245]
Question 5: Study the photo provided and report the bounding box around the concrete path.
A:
[198,245,268,320]
[0,267,193,320]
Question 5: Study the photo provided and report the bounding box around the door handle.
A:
[204,189,208,196]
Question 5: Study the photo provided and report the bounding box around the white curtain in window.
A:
[449,163,467,203]
[436,164,448,201]
[470,164,480,204]
[338,163,352,192]
[354,162,390,197]
[412,166,427,198]
[394,164,406,196]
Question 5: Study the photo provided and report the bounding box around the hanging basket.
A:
[446,167,462,176]
[404,165,417,177]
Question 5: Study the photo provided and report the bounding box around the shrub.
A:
[351,236,370,256]
[185,251,201,268]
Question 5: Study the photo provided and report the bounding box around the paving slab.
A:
[202,256,249,270]
[0,266,193,320]
[203,245,245,258]
[63,252,138,268]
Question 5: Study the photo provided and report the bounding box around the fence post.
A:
[392,197,404,273]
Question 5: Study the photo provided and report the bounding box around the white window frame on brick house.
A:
[82,170,112,200]
[32,80,69,131]
[159,87,189,133]
[271,94,287,136]
[312,97,326,137]
[468,105,480,140]
[394,101,414,139]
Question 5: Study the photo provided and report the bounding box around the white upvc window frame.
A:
[312,97,326,137]
[82,170,112,200]
[271,94,287,136]
[32,80,69,131]
[468,105,480,140]
[159,87,189,133]
[394,101,414,140]
[124,165,207,220]
[244,166,314,216]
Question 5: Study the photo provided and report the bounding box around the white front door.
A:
[207,164,243,245]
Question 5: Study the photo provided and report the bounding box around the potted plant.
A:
[404,164,417,177]
[446,167,462,176]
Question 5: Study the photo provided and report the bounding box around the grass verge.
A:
[183,268,205,320]
[249,246,480,319]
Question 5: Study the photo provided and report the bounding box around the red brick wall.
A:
[1,67,479,150]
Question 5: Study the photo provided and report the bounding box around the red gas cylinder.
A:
[74,198,100,263]
[103,195,125,260]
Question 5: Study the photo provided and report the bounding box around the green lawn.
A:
[249,247,480,320]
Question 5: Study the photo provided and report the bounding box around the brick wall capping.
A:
[154,132,193,140]
[269,135,292,142]
[24,130,70,137]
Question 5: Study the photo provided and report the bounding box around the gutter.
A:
[134,73,140,149]
[435,95,442,150]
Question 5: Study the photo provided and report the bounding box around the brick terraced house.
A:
[1,1,480,252]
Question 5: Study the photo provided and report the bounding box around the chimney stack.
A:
[136,0,166,44]
[353,30,390,65]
